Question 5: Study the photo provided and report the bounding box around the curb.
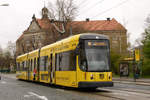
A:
[114,81,150,86]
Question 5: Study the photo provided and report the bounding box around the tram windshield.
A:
[79,40,110,72]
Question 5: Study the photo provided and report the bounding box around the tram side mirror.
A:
[81,60,87,71]
[75,49,79,55]
[75,43,82,55]
[75,46,80,55]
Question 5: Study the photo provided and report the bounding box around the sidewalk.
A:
[1,73,150,86]
[0,73,16,79]
[113,77,150,86]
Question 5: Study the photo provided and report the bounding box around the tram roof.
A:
[17,33,109,58]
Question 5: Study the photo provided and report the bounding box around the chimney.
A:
[86,18,90,22]
[107,18,110,21]
[32,14,36,21]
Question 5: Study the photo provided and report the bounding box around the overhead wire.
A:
[91,0,129,18]
[77,0,89,8]
[76,0,91,17]
[80,0,105,14]
[73,0,129,27]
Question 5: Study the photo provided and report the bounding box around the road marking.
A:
[24,92,48,100]
[111,92,129,96]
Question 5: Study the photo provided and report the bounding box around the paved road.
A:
[0,74,111,100]
[1,74,150,100]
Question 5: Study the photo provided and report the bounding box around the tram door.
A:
[49,54,53,84]
[27,60,30,80]
[37,57,40,81]
[51,53,56,84]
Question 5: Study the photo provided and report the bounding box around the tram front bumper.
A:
[78,81,113,88]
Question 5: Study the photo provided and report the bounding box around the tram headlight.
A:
[90,74,94,80]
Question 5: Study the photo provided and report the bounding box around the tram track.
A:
[60,88,126,100]
[96,87,150,99]
[90,92,125,100]
[110,88,150,95]
[3,74,150,99]
[55,86,150,100]
[114,80,150,86]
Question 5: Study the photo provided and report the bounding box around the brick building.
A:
[16,7,53,55]
[71,18,127,55]
[16,7,127,56]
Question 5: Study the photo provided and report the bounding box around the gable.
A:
[28,21,41,32]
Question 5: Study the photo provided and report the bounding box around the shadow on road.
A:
[17,79,110,93]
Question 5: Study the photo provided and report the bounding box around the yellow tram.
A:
[16,33,113,88]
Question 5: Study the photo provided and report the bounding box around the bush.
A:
[110,51,121,75]
[142,58,150,76]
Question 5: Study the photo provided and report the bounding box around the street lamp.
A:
[0,3,9,6]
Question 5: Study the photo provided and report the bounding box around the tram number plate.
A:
[99,74,104,79]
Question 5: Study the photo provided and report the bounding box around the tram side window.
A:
[16,63,18,71]
[26,61,28,71]
[40,56,45,71]
[44,56,48,71]
[34,58,36,69]
[56,51,76,71]
[37,57,40,71]
[28,60,30,71]
[24,61,27,71]
[30,59,32,71]
[22,61,24,71]
[23,61,25,71]
[17,62,20,71]
[20,62,23,71]
[32,59,34,71]
[23,61,27,71]
[56,54,60,71]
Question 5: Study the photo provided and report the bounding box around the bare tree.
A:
[121,18,131,50]
[0,45,3,57]
[6,41,17,71]
[145,14,150,27]
[141,14,150,45]
[135,37,143,46]
[7,41,16,57]
[126,32,131,49]
[48,0,77,34]
[48,0,77,22]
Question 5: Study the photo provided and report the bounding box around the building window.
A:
[26,40,30,46]
[112,36,118,41]
[112,40,118,48]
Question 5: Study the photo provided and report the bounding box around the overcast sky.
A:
[0,0,150,48]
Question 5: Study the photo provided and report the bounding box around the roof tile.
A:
[36,19,52,30]
[71,18,126,31]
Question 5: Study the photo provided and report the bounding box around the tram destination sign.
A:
[88,42,106,46]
